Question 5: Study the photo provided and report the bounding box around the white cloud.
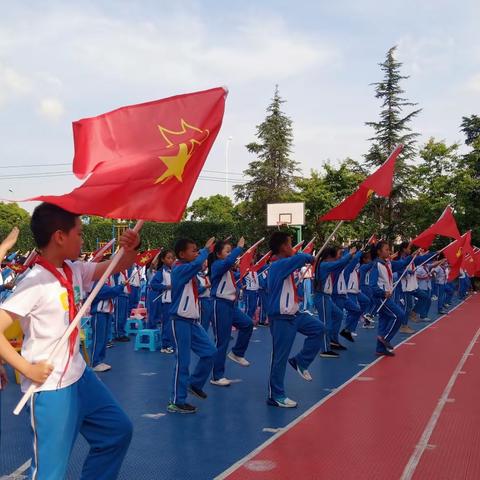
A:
[466,73,480,93]
[38,97,65,121]
[0,63,32,106]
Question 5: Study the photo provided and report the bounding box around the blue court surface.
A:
[0,299,460,480]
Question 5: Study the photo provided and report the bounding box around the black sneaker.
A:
[319,350,340,358]
[330,342,347,351]
[188,385,207,400]
[340,329,355,343]
[167,403,197,414]
[376,350,395,357]
[377,335,393,350]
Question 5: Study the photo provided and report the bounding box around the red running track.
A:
[219,294,480,480]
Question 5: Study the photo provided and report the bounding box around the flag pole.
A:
[14,220,145,416]
[296,221,343,287]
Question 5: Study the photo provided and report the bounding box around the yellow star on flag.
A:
[155,143,191,184]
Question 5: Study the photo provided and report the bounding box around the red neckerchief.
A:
[384,260,393,283]
[123,270,132,293]
[36,256,77,385]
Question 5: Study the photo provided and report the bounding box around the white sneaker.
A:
[268,396,298,408]
[93,363,111,372]
[210,377,231,387]
[352,332,358,337]
[228,351,250,367]
[432,295,438,300]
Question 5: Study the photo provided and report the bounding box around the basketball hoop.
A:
[276,221,290,230]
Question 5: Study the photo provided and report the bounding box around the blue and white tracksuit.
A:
[90,282,123,367]
[197,273,213,331]
[459,269,470,298]
[399,253,436,323]
[127,266,141,313]
[244,271,260,320]
[369,257,410,353]
[344,257,370,332]
[156,266,174,349]
[170,250,216,405]
[360,262,375,316]
[146,270,162,329]
[258,267,269,324]
[113,272,130,338]
[333,251,362,337]
[313,252,353,352]
[433,265,448,312]
[211,247,253,380]
[414,265,432,318]
[267,253,324,400]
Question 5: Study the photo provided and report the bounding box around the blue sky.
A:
[0,0,479,212]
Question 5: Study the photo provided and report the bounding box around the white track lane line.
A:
[215,298,468,480]
[400,324,480,480]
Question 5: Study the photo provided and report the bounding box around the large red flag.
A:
[444,232,469,281]
[411,206,460,249]
[320,145,403,222]
[31,87,227,222]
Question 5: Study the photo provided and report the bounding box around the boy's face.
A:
[279,237,294,257]
[180,242,198,262]
[57,217,84,260]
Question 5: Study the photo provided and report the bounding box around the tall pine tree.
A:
[365,46,421,239]
[234,86,298,236]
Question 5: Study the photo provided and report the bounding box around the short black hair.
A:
[31,203,79,249]
[269,231,291,255]
[174,238,196,258]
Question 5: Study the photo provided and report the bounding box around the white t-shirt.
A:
[1,260,96,393]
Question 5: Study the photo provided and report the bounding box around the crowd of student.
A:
[0,203,475,479]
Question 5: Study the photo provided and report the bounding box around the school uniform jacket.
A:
[314,252,352,295]
[267,253,313,317]
[170,248,209,320]
[210,247,243,302]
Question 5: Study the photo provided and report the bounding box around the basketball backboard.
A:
[267,202,305,227]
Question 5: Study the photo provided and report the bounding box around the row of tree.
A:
[1,46,478,253]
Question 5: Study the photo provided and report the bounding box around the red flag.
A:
[252,251,272,272]
[461,233,475,276]
[444,232,469,281]
[90,239,116,262]
[239,247,257,281]
[6,263,28,274]
[292,241,304,253]
[411,206,461,249]
[302,238,316,255]
[136,249,160,266]
[320,145,403,222]
[30,87,227,222]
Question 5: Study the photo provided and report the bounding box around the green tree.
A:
[365,46,422,239]
[187,195,235,223]
[234,86,299,237]
[0,203,30,229]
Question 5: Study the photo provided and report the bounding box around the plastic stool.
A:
[134,329,161,352]
[125,318,145,335]
[82,325,93,348]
